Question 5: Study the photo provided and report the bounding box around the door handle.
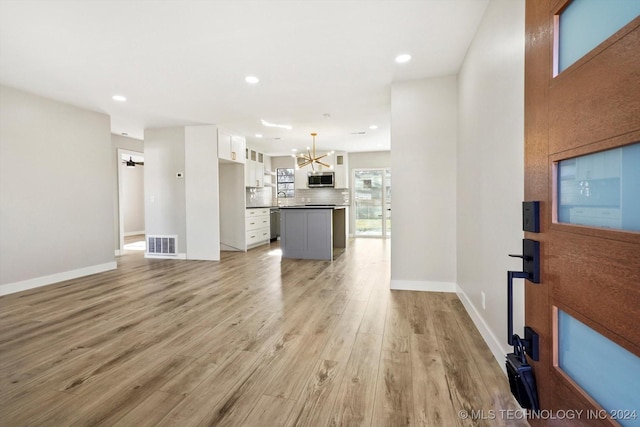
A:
[509,239,540,283]
[507,238,540,359]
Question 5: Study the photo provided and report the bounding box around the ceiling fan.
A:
[122,156,144,167]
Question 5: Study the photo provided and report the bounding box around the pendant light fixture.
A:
[295,133,333,171]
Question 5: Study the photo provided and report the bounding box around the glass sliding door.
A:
[353,169,391,237]
[384,168,391,237]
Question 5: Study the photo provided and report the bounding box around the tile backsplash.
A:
[277,188,350,206]
[245,187,272,207]
[246,186,350,207]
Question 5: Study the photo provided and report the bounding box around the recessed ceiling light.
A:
[255,134,263,138]
[261,119,292,130]
[112,95,127,102]
[369,125,378,130]
[245,75,259,84]
[395,54,411,64]
[291,148,298,152]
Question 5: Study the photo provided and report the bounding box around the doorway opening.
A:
[117,149,145,254]
[353,168,391,238]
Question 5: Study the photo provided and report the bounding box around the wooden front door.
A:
[525,1,639,425]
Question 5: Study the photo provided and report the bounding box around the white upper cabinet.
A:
[245,146,265,187]
[230,136,245,163]
[218,128,245,164]
[333,151,348,188]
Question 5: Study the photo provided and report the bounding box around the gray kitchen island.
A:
[279,205,347,260]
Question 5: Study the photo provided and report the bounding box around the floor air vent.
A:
[147,235,177,256]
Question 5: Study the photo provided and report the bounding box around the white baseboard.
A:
[390,279,457,293]
[124,231,145,236]
[0,261,118,296]
[144,253,187,260]
[456,285,508,374]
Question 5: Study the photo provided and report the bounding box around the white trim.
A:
[144,252,187,260]
[390,279,456,292]
[456,284,508,375]
[115,249,122,256]
[0,261,117,296]
[124,231,145,237]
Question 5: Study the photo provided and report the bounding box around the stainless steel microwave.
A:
[308,171,335,188]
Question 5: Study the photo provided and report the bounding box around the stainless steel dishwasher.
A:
[270,208,280,240]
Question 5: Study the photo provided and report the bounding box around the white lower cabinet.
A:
[245,208,270,249]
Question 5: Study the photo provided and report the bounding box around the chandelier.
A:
[295,132,334,171]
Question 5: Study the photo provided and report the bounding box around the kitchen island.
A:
[279,205,347,260]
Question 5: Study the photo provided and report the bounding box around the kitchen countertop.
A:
[279,205,347,209]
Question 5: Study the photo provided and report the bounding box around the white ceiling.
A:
[0,0,488,156]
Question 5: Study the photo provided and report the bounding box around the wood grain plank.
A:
[326,332,383,426]
[192,333,302,427]
[411,329,461,427]
[321,308,366,362]
[112,391,185,427]
[372,335,413,427]
[359,289,389,335]
[263,333,329,400]
[157,351,261,426]
[430,308,494,427]
[241,395,296,427]
[385,290,413,337]
[285,359,345,427]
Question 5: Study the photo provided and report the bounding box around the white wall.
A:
[144,127,187,255]
[185,125,220,261]
[456,0,525,364]
[390,76,458,291]
[0,85,115,294]
[271,156,295,171]
[348,151,390,171]
[219,162,246,251]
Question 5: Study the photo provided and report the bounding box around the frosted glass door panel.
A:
[558,310,640,426]
[558,0,640,73]
[557,142,640,231]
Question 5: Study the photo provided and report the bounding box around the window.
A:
[277,168,295,198]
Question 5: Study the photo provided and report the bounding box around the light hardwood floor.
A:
[0,238,527,426]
